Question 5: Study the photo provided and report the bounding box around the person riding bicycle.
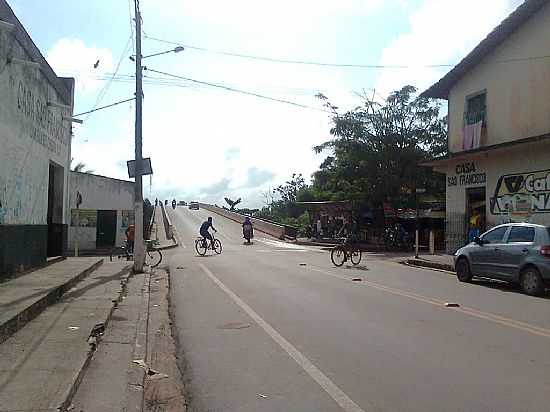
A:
[337,217,359,246]
[199,217,217,246]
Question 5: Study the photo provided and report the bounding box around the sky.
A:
[9,0,523,208]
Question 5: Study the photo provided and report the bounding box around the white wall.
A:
[448,2,550,153]
[67,172,134,249]
[0,24,73,225]
[443,141,550,252]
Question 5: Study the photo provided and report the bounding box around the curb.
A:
[0,259,104,345]
[405,259,455,272]
[125,271,151,412]
[57,266,134,412]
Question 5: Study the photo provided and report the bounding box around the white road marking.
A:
[199,263,367,412]
[256,249,307,253]
[256,238,309,250]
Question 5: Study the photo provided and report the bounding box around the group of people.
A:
[198,216,254,246]
[309,216,358,240]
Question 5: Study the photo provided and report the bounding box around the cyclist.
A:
[337,217,359,246]
[199,217,217,247]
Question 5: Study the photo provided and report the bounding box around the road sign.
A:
[127,158,153,178]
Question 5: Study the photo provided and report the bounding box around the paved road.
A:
[167,206,550,412]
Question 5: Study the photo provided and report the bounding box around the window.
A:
[465,93,486,125]
[481,226,507,244]
[507,226,535,243]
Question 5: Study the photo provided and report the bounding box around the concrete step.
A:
[0,260,132,412]
[0,257,104,344]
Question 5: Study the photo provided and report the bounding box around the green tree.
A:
[313,85,446,208]
[224,197,242,211]
[71,158,94,174]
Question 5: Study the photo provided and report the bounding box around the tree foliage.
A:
[312,85,446,208]
[224,197,242,211]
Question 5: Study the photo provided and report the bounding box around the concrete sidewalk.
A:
[404,254,455,272]
[0,260,132,412]
[0,257,104,344]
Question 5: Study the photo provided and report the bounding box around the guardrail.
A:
[160,203,174,240]
[199,203,292,240]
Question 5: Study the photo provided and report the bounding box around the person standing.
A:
[125,224,135,254]
[468,209,481,243]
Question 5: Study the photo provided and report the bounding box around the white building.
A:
[422,0,550,253]
[68,172,135,252]
[0,0,74,277]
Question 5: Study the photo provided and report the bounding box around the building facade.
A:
[423,0,550,253]
[0,1,75,277]
[68,172,135,252]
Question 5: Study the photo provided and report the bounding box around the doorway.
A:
[47,162,65,257]
[466,186,486,240]
[96,210,117,247]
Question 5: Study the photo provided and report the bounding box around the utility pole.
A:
[133,0,145,272]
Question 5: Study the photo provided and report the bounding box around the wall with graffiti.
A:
[0,22,73,226]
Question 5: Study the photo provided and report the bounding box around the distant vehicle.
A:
[454,223,550,296]
[178,200,187,206]
[189,202,199,210]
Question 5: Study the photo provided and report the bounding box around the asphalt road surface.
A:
[167,206,550,412]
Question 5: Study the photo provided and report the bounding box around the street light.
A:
[130,46,184,61]
[132,1,184,272]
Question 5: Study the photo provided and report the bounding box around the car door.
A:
[469,226,509,277]
[499,225,536,280]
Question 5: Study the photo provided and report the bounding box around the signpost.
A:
[74,191,82,257]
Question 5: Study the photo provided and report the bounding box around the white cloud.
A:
[374,0,524,97]
[46,38,114,93]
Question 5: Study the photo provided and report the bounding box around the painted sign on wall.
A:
[447,162,487,187]
[490,168,550,214]
[121,210,135,228]
[70,209,97,227]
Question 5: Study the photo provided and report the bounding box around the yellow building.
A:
[423,0,550,253]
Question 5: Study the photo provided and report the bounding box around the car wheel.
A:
[520,267,545,297]
[456,257,472,283]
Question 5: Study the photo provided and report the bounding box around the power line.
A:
[84,36,133,122]
[74,97,136,117]
[144,67,332,113]
[144,34,454,69]
[128,0,135,53]
[144,33,550,69]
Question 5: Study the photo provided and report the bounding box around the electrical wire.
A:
[74,97,136,117]
[144,34,454,69]
[128,0,136,53]
[144,67,332,113]
[144,33,550,69]
[84,36,133,122]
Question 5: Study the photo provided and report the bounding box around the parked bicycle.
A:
[195,233,223,256]
[330,238,362,267]
[110,240,162,268]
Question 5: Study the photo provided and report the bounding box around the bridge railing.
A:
[160,203,174,240]
[198,204,293,240]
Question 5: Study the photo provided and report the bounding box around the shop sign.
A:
[447,162,486,187]
[491,168,550,214]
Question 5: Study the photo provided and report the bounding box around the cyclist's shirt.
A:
[200,221,213,235]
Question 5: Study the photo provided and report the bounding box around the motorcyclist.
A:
[199,217,217,246]
[172,199,176,209]
[242,217,254,242]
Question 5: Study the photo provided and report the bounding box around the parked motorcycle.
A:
[383,224,413,251]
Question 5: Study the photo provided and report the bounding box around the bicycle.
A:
[110,240,162,268]
[195,233,223,256]
[330,238,362,267]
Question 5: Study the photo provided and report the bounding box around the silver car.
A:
[454,223,550,296]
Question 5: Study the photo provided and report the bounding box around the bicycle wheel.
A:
[213,239,222,254]
[195,239,207,256]
[350,248,362,265]
[330,246,346,267]
[146,250,162,268]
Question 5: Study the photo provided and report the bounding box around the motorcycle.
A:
[384,225,413,251]
[171,200,176,209]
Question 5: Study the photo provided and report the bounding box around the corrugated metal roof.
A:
[422,0,549,99]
